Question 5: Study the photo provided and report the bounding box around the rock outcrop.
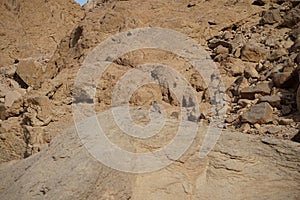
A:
[0,109,299,199]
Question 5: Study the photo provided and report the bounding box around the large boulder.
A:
[0,109,299,199]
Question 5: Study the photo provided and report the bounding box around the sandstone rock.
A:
[16,60,43,88]
[208,39,232,51]
[25,96,53,126]
[0,65,16,78]
[244,64,259,78]
[240,82,272,99]
[258,95,281,108]
[0,0,84,67]
[241,102,273,124]
[260,9,282,24]
[225,58,245,76]
[214,45,229,54]
[0,109,299,199]
[4,91,22,107]
[240,123,251,132]
[241,43,267,62]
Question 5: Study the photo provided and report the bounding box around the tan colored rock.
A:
[261,9,282,25]
[214,45,229,54]
[241,102,273,124]
[4,91,22,107]
[241,43,267,62]
[16,60,43,88]
[244,64,259,79]
[0,0,84,67]
[240,82,273,99]
[258,95,281,108]
[0,109,299,199]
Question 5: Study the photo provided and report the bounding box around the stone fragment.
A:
[238,99,252,107]
[240,82,272,99]
[240,123,251,132]
[225,58,245,76]
[260,9,282,24]
[268,48,288,61]
[258,95,281,108]
[214,45,229,54]
[278,118,294,125]
[0,65,16,78]
[272,72,293,87]
[4,91,22,107]
[281,105,292,116]
[241,43,267,62]
[16,60,43,89]
[241,102,273,124]
[208,38,232,51]
[244,64,259,78]
[281,6,300,28]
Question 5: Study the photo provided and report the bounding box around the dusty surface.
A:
[0,109,299,199]
[0,0,299,199]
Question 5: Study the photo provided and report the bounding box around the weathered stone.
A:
[0,109,299,200]
[281,5,300,28]
[240,82,273,99]
[258,95,281,108]
[4,91,22,108]
[16,60,43,88]
[208,38,232,51]
[281,105,292,116]
[240,123,251,132]
[0,65,16,78]
[279,118,294,125]
[238,99,252,107]
[241,102,273,124]
[26,96,53,126]
[214,45,229,54]
[273,72,293,87]
[244,64,259,78]
[260,9,282,24]
[241,43,267,62]
[268,48,288,61]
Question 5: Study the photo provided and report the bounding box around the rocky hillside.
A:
[0,0,299,199]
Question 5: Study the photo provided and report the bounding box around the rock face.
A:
[0,0,84,67]
[0,109,299,199]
